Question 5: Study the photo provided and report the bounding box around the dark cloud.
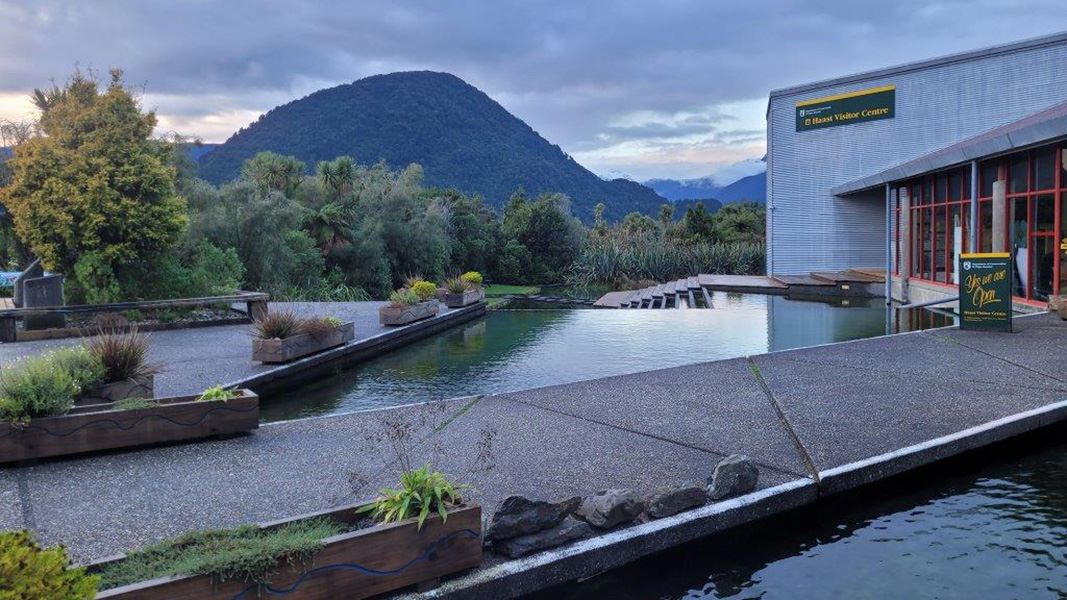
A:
[1,0,1065,177]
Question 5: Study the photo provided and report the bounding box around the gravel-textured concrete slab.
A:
[776,328,1067,391]
[929,313,1067,384]
[0,470,23,530]
[0,302,474,397]
[19,399,468,562]
[753,352,1066,471]
[502,359,810,477]
[357,397,802,524]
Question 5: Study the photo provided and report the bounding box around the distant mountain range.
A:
[644,167,766,205]
[196,71,672,222]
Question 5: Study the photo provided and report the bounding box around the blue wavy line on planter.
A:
[229,527,481,599]
[0,403,258,440]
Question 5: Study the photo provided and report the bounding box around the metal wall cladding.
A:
[767,35,1067,275]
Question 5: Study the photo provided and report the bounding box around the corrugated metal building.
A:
[766,31,1067,303]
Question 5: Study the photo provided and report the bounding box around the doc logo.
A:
[799,109,806,117]
[963,261,972,271]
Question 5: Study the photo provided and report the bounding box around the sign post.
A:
[958,253,1012,332]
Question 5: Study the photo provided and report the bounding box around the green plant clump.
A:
[97,518,348,590]
[0,530,99,599]
[198,385,234,402]
[0,347,102,423]
[359,465,466,530]
[85,327,158,383]
[253,310,300,340]
[388,288,421,307]
[444,277,469,294]
[410,280,438,302]
[460,271,483,286]
[112,397,159,412]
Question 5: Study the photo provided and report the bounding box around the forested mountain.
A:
[197,71,668,222]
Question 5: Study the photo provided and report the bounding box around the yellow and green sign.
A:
[959,253,1012,332]
[795,85,895,132]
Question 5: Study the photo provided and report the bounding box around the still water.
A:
[261,293,950,421]
[528,432,1067,600]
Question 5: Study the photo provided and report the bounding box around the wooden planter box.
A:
[76,375,154,406]
[0,389,259,463]
[443,287,485,308]
[94,503,483,599]
[379,300,439,326]
[252,321,355,363]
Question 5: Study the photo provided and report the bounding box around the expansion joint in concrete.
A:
[15,468,35,530]
[928,330,1066,384]
[745,357,820,483]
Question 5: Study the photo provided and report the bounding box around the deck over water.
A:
[595,270,886,308]
[2,311,1065,592]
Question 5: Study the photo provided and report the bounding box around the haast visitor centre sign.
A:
[795,85,896,132]
[959,253,1012,332]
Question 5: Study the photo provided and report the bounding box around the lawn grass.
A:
[484,284,540,308]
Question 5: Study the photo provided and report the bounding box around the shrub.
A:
[460,271,483,287]
[0,530,99,599]
[358,465,466,530]
[85,328,158,383]
[97,518,347,590]
[298,316,344,340]
[403,274,425,288]
[388,288,420,307]
[444,277,469,294]
[410,280,437,302]
[50,346,106,391]
[0,348,98,423]
[252,310,300,340]
[198,385,233,402]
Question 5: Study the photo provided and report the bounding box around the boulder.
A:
[486,495,581,542]
[492,516,592,559]
[707,454,759,500]
[575,489,642,529]
[645,485,706,518]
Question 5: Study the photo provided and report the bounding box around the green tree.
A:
[712,202,766,243]
[676,202,716,243]
[499,190,584,282]
[621,211,659,236]
[241,151,306,198]
[658,203,675,230]
[0,69,187,299]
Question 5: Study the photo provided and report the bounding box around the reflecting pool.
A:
[261,293,951,421]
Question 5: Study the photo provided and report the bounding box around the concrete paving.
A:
[2,311,1066,581]
[0,301,472,397]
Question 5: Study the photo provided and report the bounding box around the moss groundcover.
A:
[98,517,349,590]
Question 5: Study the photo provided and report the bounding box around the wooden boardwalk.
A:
[594,269,885,308]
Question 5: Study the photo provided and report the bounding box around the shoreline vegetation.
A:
[0,68,765,306]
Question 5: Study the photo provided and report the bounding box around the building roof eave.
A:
[832,100,1067,197]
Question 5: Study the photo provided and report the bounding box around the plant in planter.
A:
[379,285,440,326]
[0,385,260,463]
[358,465,468,530]
[0,347,100,424]
[442,274,486,308]
[251,312,355,363]
[80,328,159,404]
[0,529,99,599]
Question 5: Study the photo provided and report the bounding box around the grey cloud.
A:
[1,0,1066,173]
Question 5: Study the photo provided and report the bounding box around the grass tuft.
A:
[97,518,348,590]
[85,327,158,383]
[253,310,300,340]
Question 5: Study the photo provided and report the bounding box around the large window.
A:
[899,166,970,285]
[896,142,1067,302]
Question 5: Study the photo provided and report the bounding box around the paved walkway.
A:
[2,314,1066,565]
[0,302,472,397]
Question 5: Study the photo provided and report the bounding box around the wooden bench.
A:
[0,291,269,343]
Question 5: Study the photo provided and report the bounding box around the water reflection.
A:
[528,434,1067,599]
[262,293,952,421]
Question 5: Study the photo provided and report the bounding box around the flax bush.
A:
[568,230,765,287]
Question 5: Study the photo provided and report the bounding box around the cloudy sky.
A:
[2,1,1066,181]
